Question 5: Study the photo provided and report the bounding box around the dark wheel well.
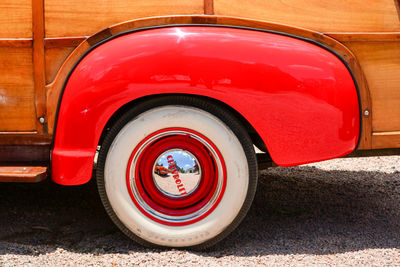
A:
[98,94,269,154]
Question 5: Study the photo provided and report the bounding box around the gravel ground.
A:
[0,156,399,266]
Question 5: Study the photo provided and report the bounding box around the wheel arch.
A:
[46,16,371,146]
[51,24,362,185]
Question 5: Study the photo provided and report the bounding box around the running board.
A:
[0,166,47,182]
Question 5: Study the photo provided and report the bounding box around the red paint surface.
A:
[52,26,360,185]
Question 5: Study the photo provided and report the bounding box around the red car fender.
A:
[52,26,360,185]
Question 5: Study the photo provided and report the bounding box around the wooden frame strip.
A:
[0,166,47,183]
[372,131,400,149]
[0,145,50,162]
[32,0,46,134]
[204,0,214,15]
[0,133,51,145]
[0,39,32,47]
[44,37,87,48]
[327,32,400,42]
[3,32,395,50]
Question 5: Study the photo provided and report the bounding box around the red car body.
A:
[52,26,359,185]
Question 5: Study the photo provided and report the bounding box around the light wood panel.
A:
[215,0,400,33]
[0,39,32,48]
[372,132,400,149]
[0,47,36,131]
[344,41,400,133]
[45,47,75,84]
[0,0,32,38]
[45,0,204,37]
[328,33,400,42]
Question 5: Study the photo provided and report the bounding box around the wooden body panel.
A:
[45,47,75,84]
[214,0,400,32]
[343,41,400,133]
[0,0,32,38]
[0,145,49,161]
[373,131,400,149]
[0,47,36,131]
[0,1,37,134]
[44,0,204,37]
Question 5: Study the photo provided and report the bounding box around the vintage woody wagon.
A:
[1,0,399,248]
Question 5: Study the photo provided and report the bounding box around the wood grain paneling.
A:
[0,47,36,131]
[0,145,50,162]
[45,47,76,84]
[44,37,87,48]
[372,132,400,149]
[344,41,400,133]
[0,0,32,38]
[0,39,32,48]
[328,32,400,42]
[215,0,400,33]
[0,133,51,146]
[45,0,203,37]
[32,0,46,133]
[0,166,47,182]
[46,41,91,133]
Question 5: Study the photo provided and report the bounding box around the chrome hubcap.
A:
[152,149,202,197]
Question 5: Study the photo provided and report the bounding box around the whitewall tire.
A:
[96,96,257,249]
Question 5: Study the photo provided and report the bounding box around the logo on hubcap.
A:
[167,155,187,195]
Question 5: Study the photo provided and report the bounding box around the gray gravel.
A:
[0,156,399,266]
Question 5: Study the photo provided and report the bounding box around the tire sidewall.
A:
[97,97,257,249]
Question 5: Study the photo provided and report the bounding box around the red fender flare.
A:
[52,26,360,185]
